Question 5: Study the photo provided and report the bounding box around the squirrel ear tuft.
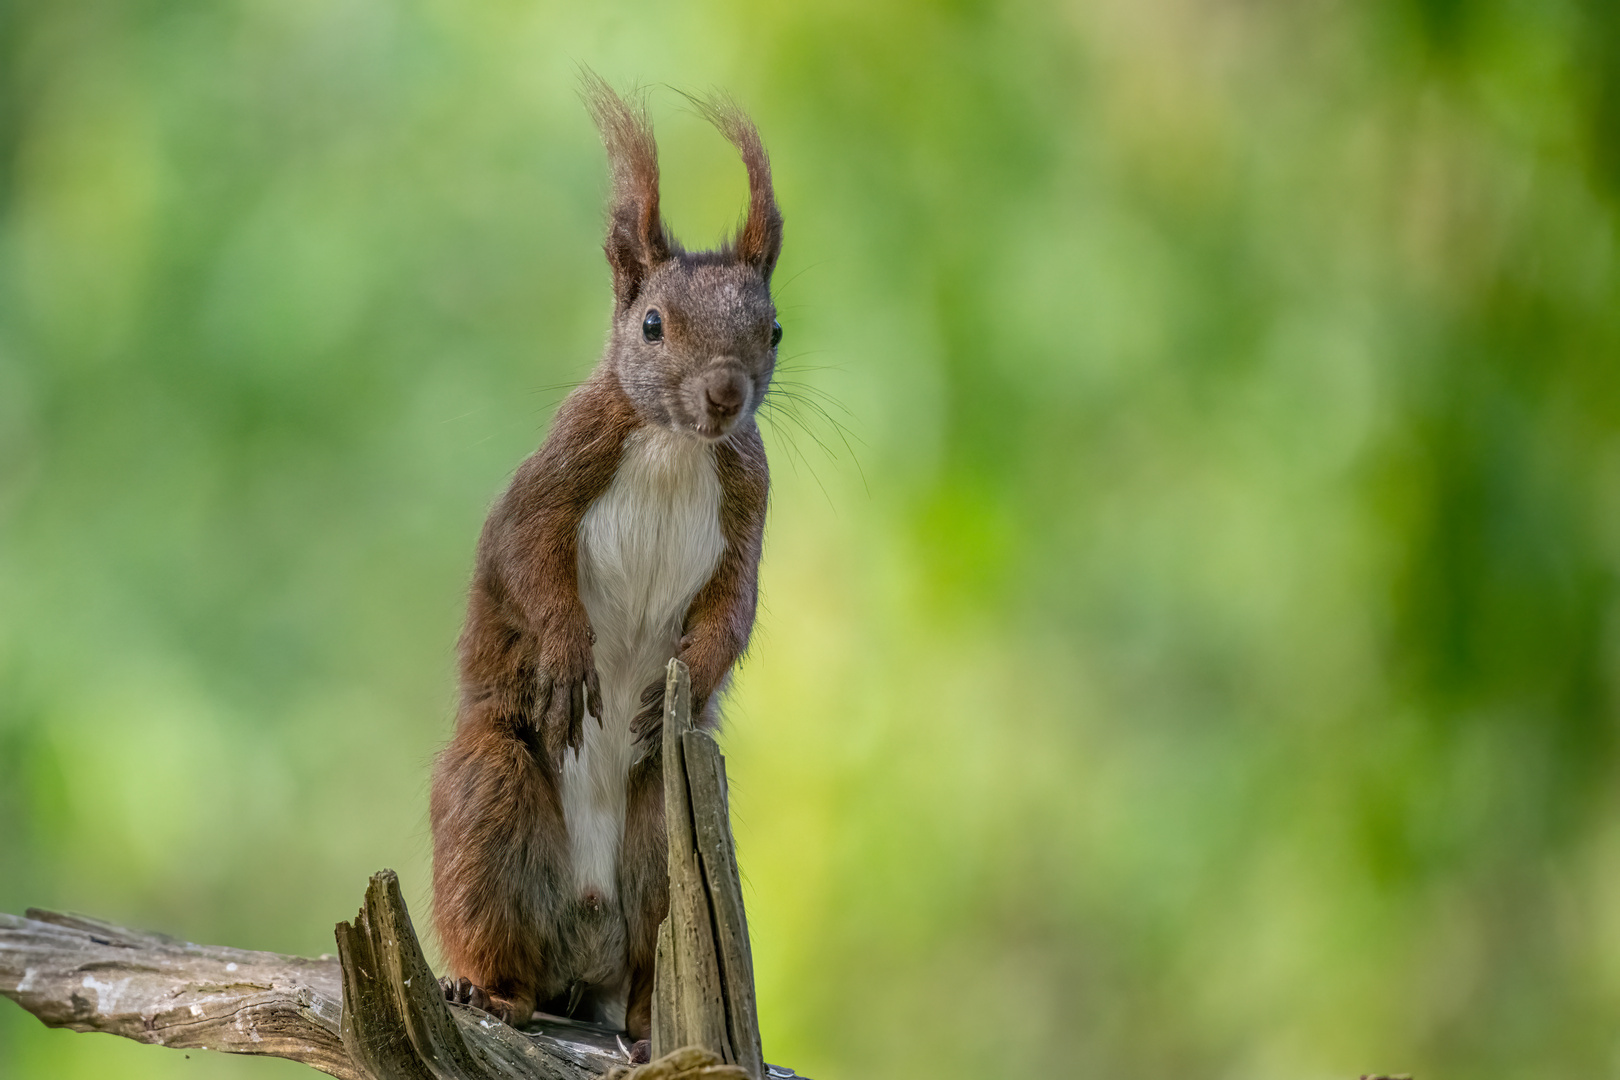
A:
[690,94,784,283]
[581,70,674,308]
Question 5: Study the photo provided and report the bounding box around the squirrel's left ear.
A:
[696,96,784,283]
[583,71,675,309]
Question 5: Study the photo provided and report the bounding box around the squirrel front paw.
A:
[632,639,715,743]
[535,623,601,762]
[630,680,664,744]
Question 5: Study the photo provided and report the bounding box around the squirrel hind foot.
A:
[439,975,536,1027]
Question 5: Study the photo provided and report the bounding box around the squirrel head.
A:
[584,75,783,443]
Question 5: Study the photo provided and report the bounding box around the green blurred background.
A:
[3,0,1619,1077]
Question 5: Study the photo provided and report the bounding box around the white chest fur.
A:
[562,427,725,901]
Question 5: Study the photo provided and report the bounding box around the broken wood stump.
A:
[0,658,795,1080]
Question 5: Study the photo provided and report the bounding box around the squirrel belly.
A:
[564,426,724,908]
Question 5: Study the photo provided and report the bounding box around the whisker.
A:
[758,402,837,510]
[769,386,864,446]
[771,259,833,300]
[758,401,818,490]
[770,400,840,462]
[774,355,851,375]
[767,368,868,497]
[772,378,860,422]
[526,380,587,396]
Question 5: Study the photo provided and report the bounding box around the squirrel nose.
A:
[703,369,749,420]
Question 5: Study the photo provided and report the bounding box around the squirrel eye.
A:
[770,319,782,347]
[642,309,663,343]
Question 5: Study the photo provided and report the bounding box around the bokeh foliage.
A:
[2,0,1619,1077]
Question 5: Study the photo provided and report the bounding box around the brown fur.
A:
[430,76,782,1037]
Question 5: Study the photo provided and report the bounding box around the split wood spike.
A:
[653,658,765,1078]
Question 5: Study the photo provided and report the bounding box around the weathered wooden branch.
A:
[0,662,802,1080]
[0,875,628,1080]
[0,905,355,1075]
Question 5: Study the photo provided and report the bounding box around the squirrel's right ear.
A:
[582,72,673,309]
[693,95,784,283]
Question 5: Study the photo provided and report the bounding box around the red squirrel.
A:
[429,76,781,1043]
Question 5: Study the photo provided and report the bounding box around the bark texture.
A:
[0,906,354,1076]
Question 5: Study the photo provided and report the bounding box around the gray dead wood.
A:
[0,906,354,1076]
[0,874,627,1079]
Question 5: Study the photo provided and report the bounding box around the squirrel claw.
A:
[630,680,664,742]
[441,976,522,1025]
[589,670,604,727]
[535,671,594,762]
